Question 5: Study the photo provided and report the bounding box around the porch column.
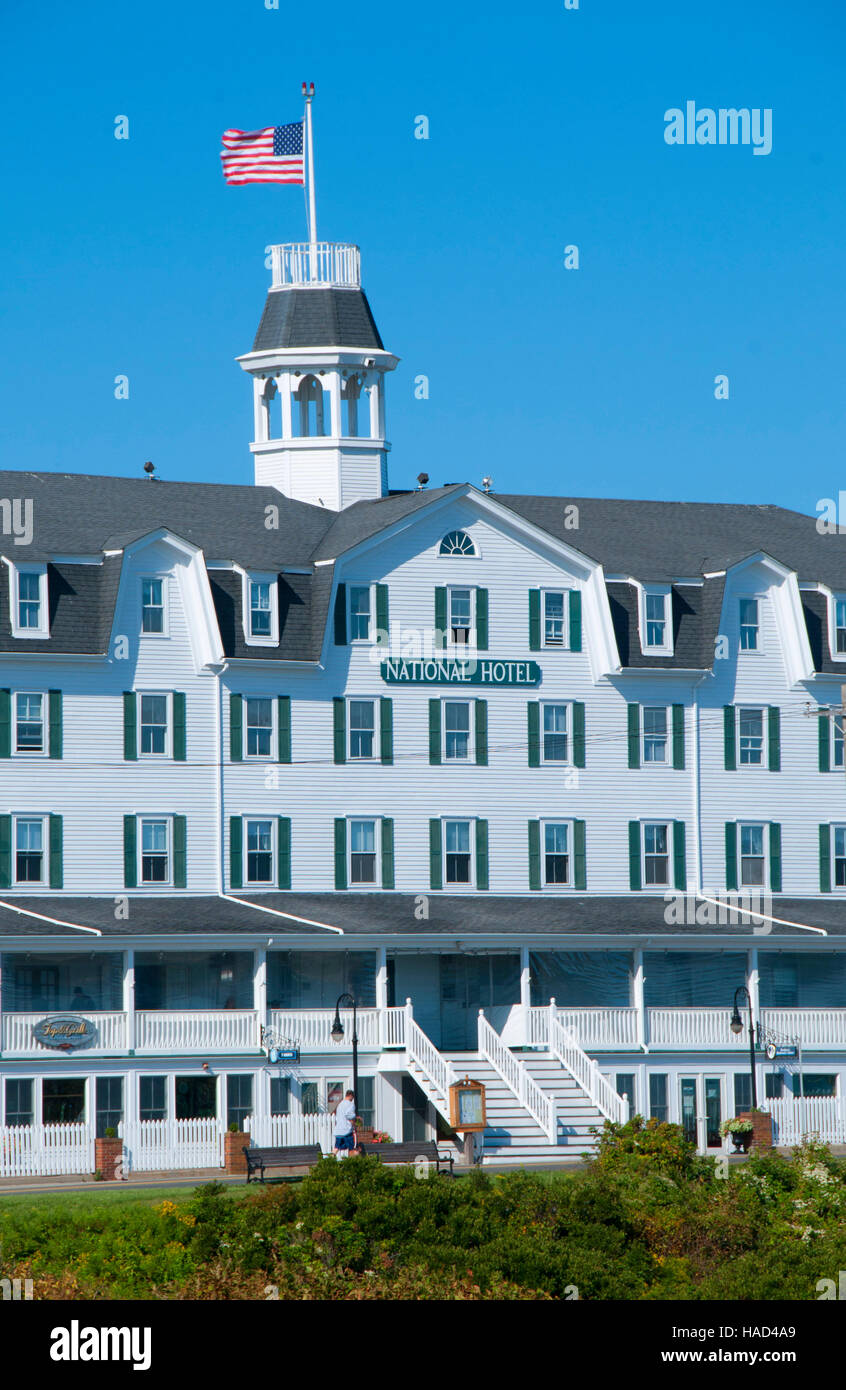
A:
[747,947,761,1105]
[376,948,389,1047]
[328,370,343,437]
[254,949,267,1048]
[519,947,531,1047]
[124,950,135,1054]
[633,949,647,1051]
[279,372,293,438]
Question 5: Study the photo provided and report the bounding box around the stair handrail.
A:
[477,1010,556,1143]
[548,1003,629,1125]
[404,999,455,1121]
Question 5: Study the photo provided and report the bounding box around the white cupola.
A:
[237,242,399,510]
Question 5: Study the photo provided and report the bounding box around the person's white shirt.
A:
[334,1098,356,1137]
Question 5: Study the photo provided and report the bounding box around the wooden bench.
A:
[357,1139,455,1175]
[243,1144,323,1183]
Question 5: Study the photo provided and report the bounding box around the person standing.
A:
[333,1090,358,1159]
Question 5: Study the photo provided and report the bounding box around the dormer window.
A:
[250,582,272,637]
[7,563,49,639]
[439,530,476,557]
[640,586,672,655]
[835,598,846,655]
[242,574,278,646]
[739,598,759,651]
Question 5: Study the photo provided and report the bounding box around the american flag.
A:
[220,122,305,185]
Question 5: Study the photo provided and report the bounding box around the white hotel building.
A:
[1,235,846,1174]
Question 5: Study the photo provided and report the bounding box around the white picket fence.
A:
[121,1117,223,1172]
[245,1112,335,1152]
[768,1097,846,1147]
[0,1123,94,1178]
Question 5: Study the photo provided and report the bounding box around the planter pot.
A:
[730,1132,753,1154]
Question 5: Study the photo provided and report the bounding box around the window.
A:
[141,578,164,634]
[249,581,272,637]
[140,694,168,756]
[542,703,569,763]
[738,708,764,766]
[448,588,472,646]
[734,1073,752,1116]
[246,819,274,884]
[227,1074,253,1130]
[739,823,765,887]
[349,699,376,760]
[96,1076,123,1139]
[444,700,471,760]
[801,1074,837,1098]
[356,1076,375,1130]
[739,598,759,651]
[765,1072,784,1100]
[543,822,570,885]
[349,820,377,885]
[349,585,372,641]
[643,823,669,887]
[10,566,48,638]
[140,818,169,884]
[836,599,846,655]
[642,706,668,763]
[5,1078,34,1127]
[616,1074,636,1119]
[834,715,845,769]
[139,1076,167,1122]
[445,820,472,884]
[439,530,476,557]
[18,572,41,628]
[543,591,566,647]
[649,1074,668,1123]
[15,817,44,883]
[15,693,44,753]
[245,698,273,758]
[644,592,667,647]
[301,1081,320,1115]
[270,1077,291,1116]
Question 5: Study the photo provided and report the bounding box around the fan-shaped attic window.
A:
[439,530,476,557]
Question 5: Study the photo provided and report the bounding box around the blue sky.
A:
[2,0,844,515]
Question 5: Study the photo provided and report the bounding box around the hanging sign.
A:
[32,1015,98,1051]
[448,1077,487,1131]
[381,658,541,686]
[764,1042,797,1060]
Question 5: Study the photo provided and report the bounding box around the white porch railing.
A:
[478,1010,555,1142]
[1,1012,127,1057]
[245,1112,335,1152]
[0,1123,94,1178]
[527,1006,639,1051]
[134,1010,259,1053]
[404,999,455,1121]
[268,1008,382,1051]
[768,1096,846,1147]
[647,1008,748,1050]
[269,241,361,289]
[381,1005,407,1048]
[761,1009,846,1048]
[549,1009,629,1125]
[121,1117,223,1172]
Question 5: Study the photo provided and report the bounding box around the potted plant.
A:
[720,1118,754,1153]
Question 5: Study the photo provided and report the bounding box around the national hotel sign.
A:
[380,658,541,686]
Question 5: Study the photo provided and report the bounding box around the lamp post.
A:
[730,985,758,1111]
[331,992,358,1107]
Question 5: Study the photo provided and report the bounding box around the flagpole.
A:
[302,82,317,280]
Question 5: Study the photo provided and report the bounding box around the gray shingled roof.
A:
[252,288,384,351]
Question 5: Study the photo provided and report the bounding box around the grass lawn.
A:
[0,1181,251,1217]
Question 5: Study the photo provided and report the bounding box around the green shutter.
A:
[0,690,10,758]
[573,819,587,891]
[723,706,736,771]
[529,590,541,651]
[628,822,642,890]
[572,701,585,768]
[820,824,832,893]
[333,698,346,764]
[229,693,243,761]
[527,701,540,767]
[528,820,541,890]
[123,815,137,890]
[229,816,243,890]
[380,697,393,765]
[334,819,347,890]
[475,700,488,765]
[375,583,389,637]
[768,706,781,772]
[277,696,291,763]
[429,819,442,890]
[673,821,686,891]
[172,692,186,761]
[428,699,441,765]
[49,815,63,889]
[769,822,782,892]
[725,822,738,892]
[475,819,489,890]
[123,692,138,761]
[334,583,347,644]
[381,818,395,889]
[278,817,291,890]
[434,588,447,648]
[48,690,63,760]
[173,815,187,889]
[819,713,831,773]
[475,588,489,650]
[627,704,641,769]
[0,814,10,888]
[569,590,582,652]
[672,704,685,770]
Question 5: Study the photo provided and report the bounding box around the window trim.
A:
[738,820,768,890]
[442,816,476,889]
[347,696,379,762]
[738,595,762,654]
[437,529,479,559]
[639,585,673,656]
[8,563,49,640]
[539,818,573,888]
[243,695,276,761]
[243,816,276,887]
[347,582,374,645]
[12,690,47,758]
[641,820,671,890]
[140,575,168,638]
[242,572,279,647]
[347,816,381,889]
[138,815,173,888]
[541,589,568,650]
[829,594,846,662]
[441,697,474,763]
[539,700,572,766]
[12,813,48,887]
[138,691,172,760]
[736,706,766,768]
[831,824,846,891]
[641,704,669,766]
[446,585,477,651]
